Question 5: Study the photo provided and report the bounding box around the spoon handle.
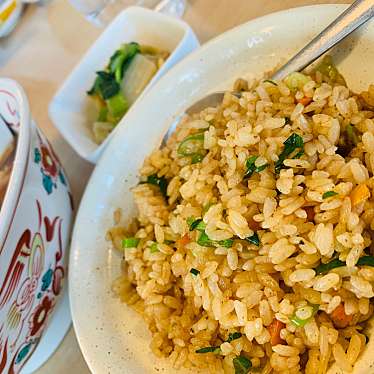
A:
[272,0,374,80]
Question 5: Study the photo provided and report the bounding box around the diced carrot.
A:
[304,206,315,222]
[248,217,261,231]
[268,319,285,346]
[297,96,312,106]
[330,303,353,329]
[350,184,370,206]
[177,233,190,248]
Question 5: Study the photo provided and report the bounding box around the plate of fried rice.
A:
[69,4,374,374]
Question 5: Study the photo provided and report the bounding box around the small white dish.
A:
[49,6,199,164]
[69,4,374,374]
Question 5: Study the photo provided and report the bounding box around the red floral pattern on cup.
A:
[29,296,53,336]
[40,146,58,178]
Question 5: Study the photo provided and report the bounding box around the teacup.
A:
[0,78,73,373]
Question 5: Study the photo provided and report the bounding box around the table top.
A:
[0,0,352,372]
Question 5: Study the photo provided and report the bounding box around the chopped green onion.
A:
[346,124,359,146]
[256,164,268,172]
[322,191,338,199]
[233,356,252,374]
[197,232,233,248]
[195,346,221,354]
[141,174,168,198]
[164,240,174,245]
[275,133,304,173]
[245,232,260,247]
[197,232,215,247]
[186,217,195,227]
[337,124,359,158]
[194,220,207,232]
[203,202,213,214]
[290,304,319,327]
[150,243,159,253]
[315,258,345,275]
[190,268,200,276]
[357,256,374,267]
[263,79,277,86]
[315,256,374,275]
[177,133,206,163]
[227,332,242,343]
[314,55,346,85]
[244,156,268,179]
[191,153,205,164]
[218,239,234,248]
[284,72,311,91]
[244,156,257,178]
[122,238,140,248]
[187,218,206,232]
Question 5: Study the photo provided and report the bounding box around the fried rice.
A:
[107,57,374,374]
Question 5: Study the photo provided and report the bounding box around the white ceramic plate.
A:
[69,4,374,374]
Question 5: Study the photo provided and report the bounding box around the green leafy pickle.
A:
[109,42,140,82]
[106,92,128,121]
[88,71,120,100]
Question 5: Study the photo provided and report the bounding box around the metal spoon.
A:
[161,0,374,146]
